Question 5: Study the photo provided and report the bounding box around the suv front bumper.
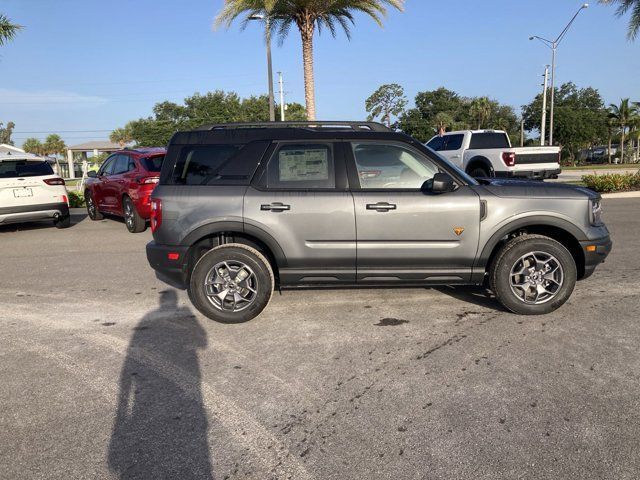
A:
[580,235,612,279]
[146,241,189,289]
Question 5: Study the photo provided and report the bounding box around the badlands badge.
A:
[453,227,465,236]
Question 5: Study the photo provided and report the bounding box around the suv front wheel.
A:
[490,234,577,315]
[189,244,275,323]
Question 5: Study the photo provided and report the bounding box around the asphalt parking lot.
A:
[1,200,639,480]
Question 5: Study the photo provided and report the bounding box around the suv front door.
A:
[346,141,481,284]
[244,142,356,285]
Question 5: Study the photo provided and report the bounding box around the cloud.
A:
[0,88,108,109]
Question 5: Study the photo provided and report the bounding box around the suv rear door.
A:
[244,141,356,285]
[346,141,481,283]
[0,160,58,208]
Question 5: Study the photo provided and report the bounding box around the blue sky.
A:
[1,0,638,147]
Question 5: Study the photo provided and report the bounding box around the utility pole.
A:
[521,119,525,147]
[278,72,285,122]
[249,14,275,121]
[530,3,589,146]
[541,65,549,146]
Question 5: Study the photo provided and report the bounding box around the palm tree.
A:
[110,127,133,148]
[216,0,404,120]
[608,99,634,163]
[600,0,640,40]
[0,14,22,46]
[469,97,491,129]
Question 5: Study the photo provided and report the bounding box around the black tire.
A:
[489,234,577,315]
[468,166,490,178]
[54,214,71,229]
[189,244,274,324]
[123,196,146,233]
[85,191,103,220]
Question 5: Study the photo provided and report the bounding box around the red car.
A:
[85,148,165,233]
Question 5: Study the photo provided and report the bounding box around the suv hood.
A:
[476,178,599,200]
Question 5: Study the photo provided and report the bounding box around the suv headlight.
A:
[590,198,603,226]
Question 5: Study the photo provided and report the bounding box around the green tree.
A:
[110,126,133,147]
[600,0,640,40]
[522,82,608,161]
[22,138,43,155]
[469,97,491,129]
[608,99,637,163]
[0,14,21,46]
[365,84,407,127]
[216,0,404,120]
[43,134,66,156]
[0,121,15,144]
[119,90,306,146]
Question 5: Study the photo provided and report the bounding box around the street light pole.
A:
[530,3,589,146]
[249,14,275,122]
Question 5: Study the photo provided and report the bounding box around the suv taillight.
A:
[137,176,159,184]
[502,152,516,167]
[150,198,162,232]
[44,178,65,186]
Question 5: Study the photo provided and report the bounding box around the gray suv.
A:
[146,122,612,323]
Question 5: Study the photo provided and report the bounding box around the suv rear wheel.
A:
[85,191,103,220]
[189,244,274,323]
[490,234,577,315]
[123,196,146,233]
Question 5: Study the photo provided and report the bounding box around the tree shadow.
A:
[108,290,213,479]
[432,285,508,312]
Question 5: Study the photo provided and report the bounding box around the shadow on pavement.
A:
[107,290,213,479]
[433,285,507,312]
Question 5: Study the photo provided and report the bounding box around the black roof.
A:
[170,121,414,146]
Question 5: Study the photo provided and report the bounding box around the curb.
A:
[601,191,640,199]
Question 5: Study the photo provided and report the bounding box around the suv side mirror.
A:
[423,172,456,194]
[87,171,97,178]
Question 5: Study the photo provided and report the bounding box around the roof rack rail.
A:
[196,121,391,133]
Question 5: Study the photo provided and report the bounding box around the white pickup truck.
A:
[426,130,561,179]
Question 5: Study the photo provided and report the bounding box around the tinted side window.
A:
[99,156,117,176]
[351,143,439,190]
[172,145,242,185]
[113,155,130,175]
[267,144,335,189]
[442,134,464,151]
[426,136,444,151]
[469,132,510,149]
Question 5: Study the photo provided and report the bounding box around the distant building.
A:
[65,140,121,179]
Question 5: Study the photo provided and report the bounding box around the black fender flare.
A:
[466,156,494,176]
[180,221,288,267]
[475,215,588,269]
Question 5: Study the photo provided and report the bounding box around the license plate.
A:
[13,188,33,198]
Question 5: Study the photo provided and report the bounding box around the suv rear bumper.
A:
[581,235,612,279]
[495,169,561,180]
[146,241,189,289]
[0,202,69,225]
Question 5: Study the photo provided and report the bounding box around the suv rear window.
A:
[469,132,510,149]
[141,155,164,172]
[0,160,54,178]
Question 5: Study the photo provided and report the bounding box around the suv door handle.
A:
[261,202,291,212]
[366,202,397,212]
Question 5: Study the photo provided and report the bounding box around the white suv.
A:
[0,153,71,228]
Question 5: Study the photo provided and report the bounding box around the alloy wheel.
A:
[509,251,564,305]
[204,261,258,312]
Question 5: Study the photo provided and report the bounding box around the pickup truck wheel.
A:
[86,192,103,220]
[189,244,274,323]
[468,166,490,178]
[490,234,577,315]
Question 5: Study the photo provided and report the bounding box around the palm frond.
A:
[0,14,22,46]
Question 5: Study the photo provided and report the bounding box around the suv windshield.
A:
[0,160,54,178]
[141,155,164,172]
